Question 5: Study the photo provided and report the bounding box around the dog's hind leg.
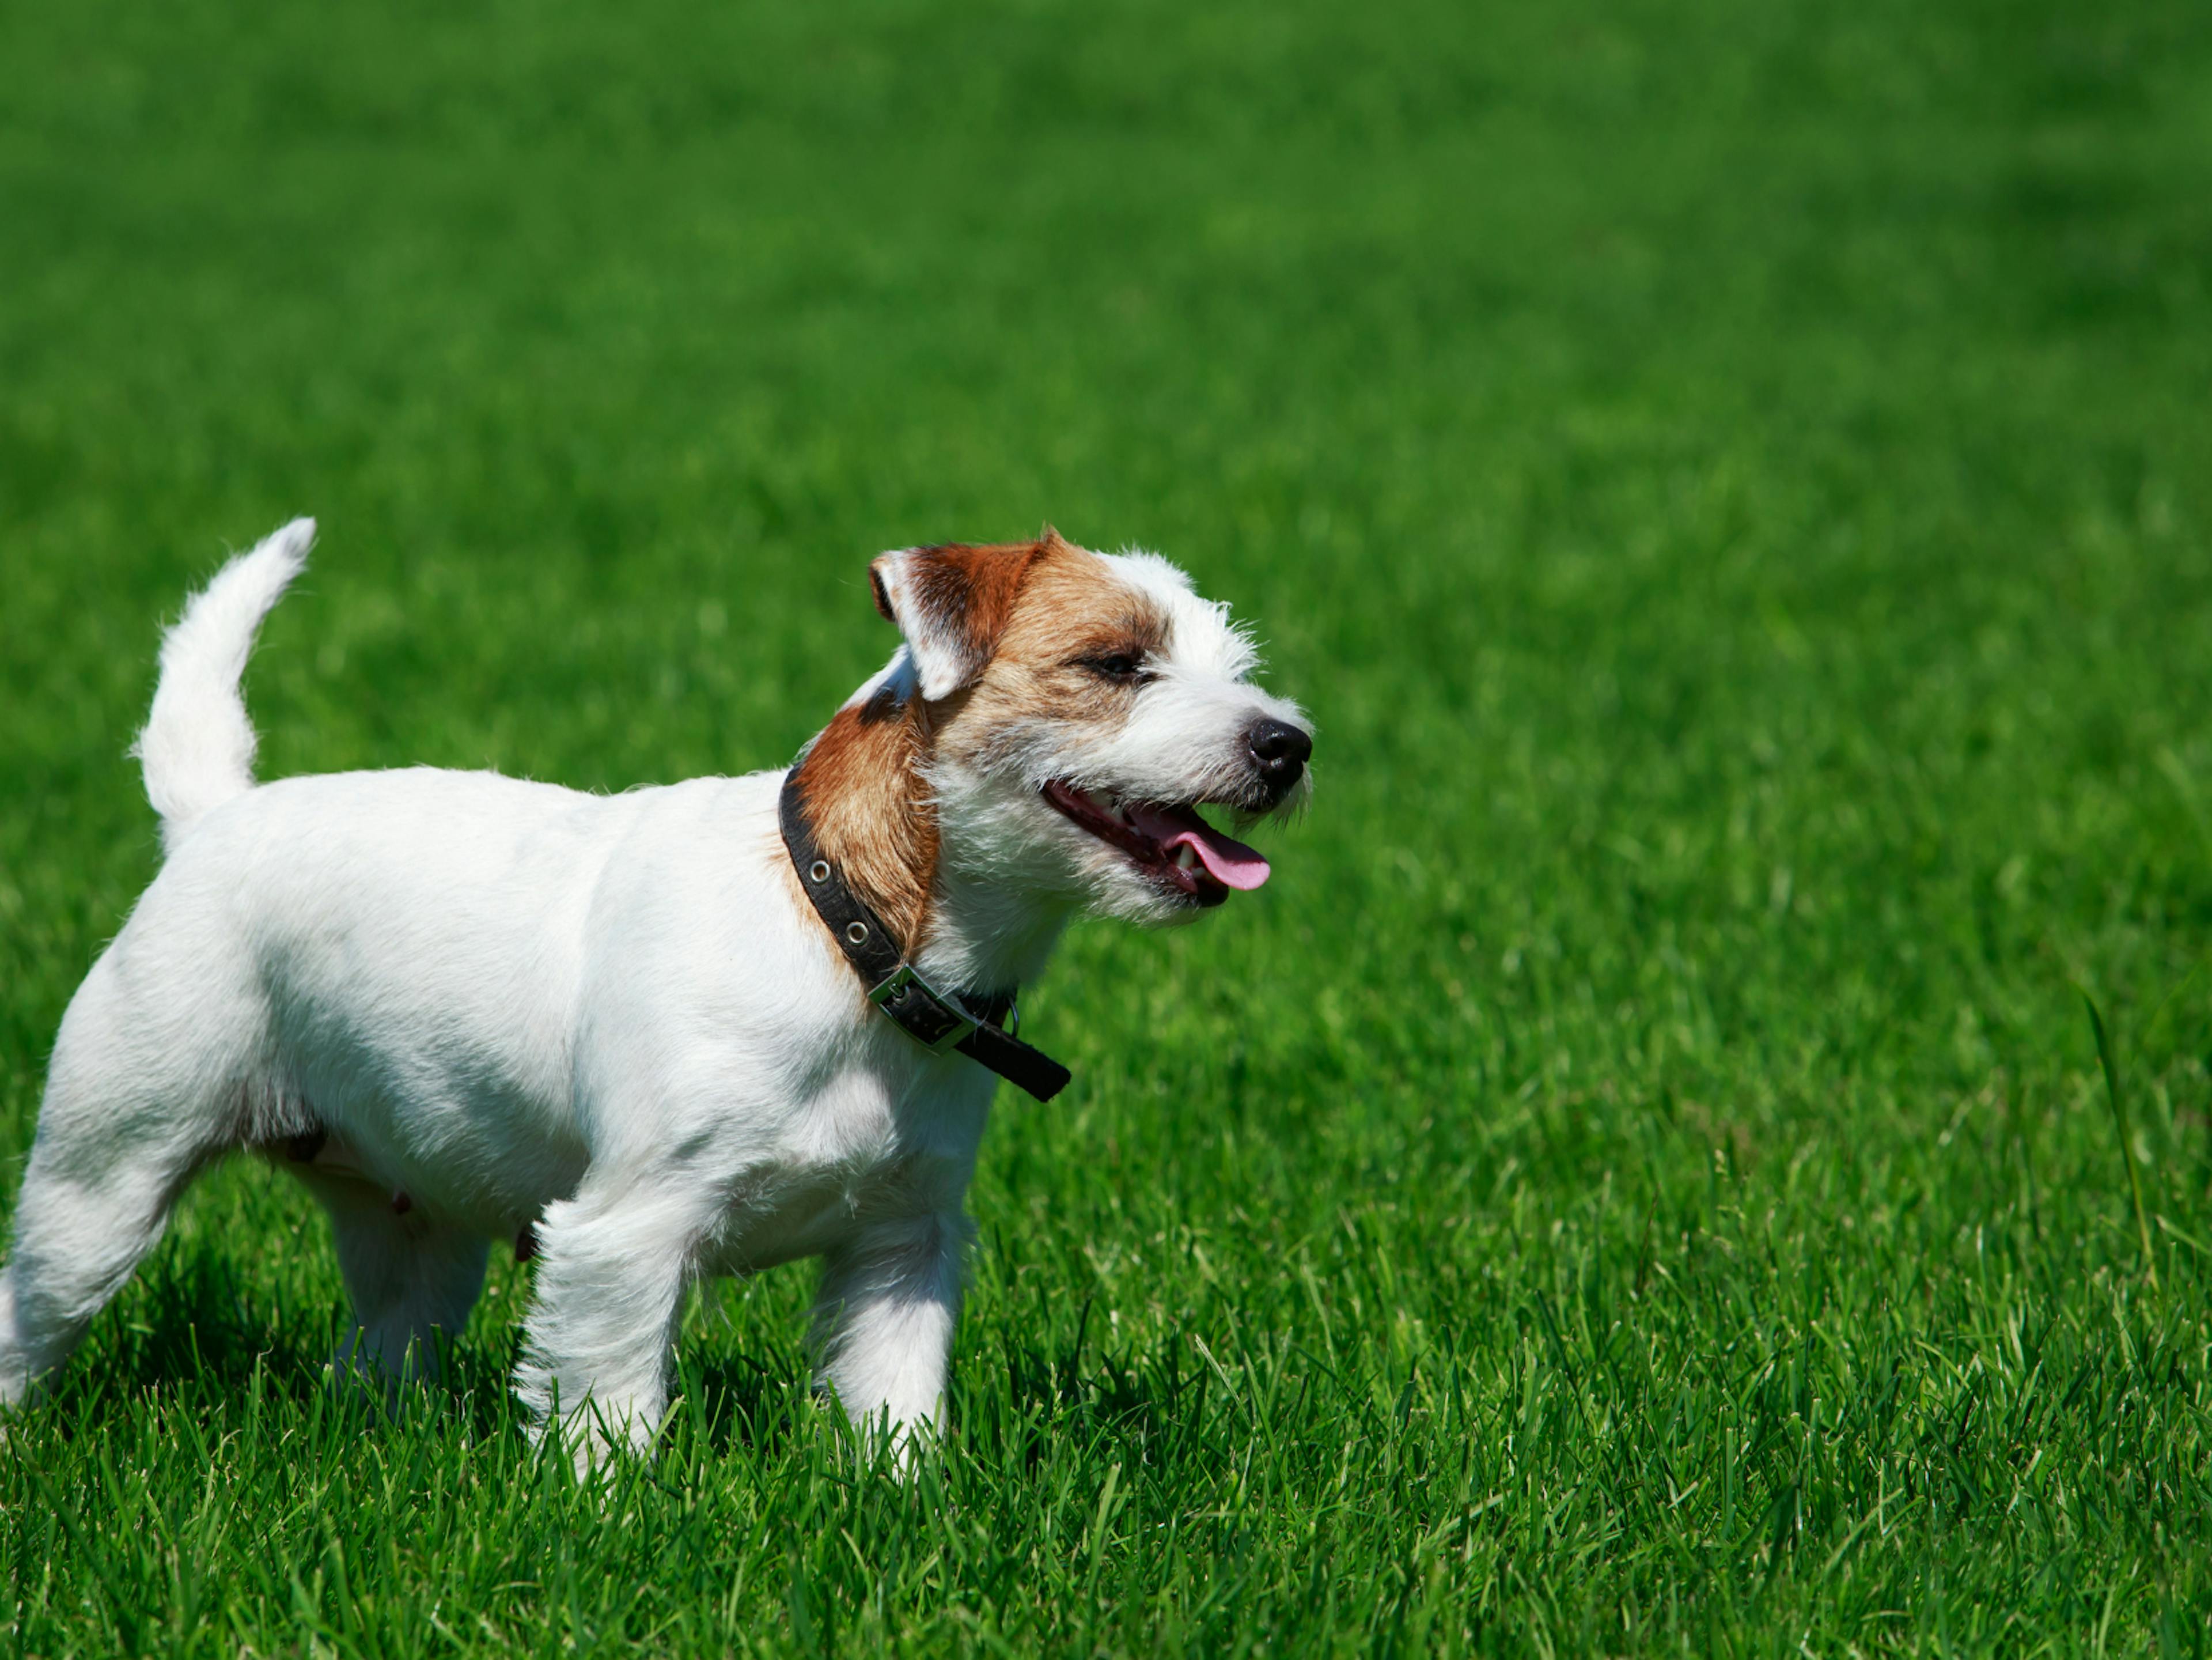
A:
[304,1177,489,1387]
[0,956,247,1405]
[1,520,310,1407]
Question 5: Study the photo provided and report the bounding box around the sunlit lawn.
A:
[4,0,2212,1651]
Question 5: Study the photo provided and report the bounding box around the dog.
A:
[0,520,1310,1462]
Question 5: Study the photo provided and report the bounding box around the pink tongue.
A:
[1127,803,1272,890]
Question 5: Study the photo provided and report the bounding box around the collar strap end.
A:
[781,767,1071,1103]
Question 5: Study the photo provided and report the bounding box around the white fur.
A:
[0,525,1305,1471]
[131,517,313,853]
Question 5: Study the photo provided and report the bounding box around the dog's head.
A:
[855,530,1310,928]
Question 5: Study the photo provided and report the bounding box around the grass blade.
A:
[2083,991,2158,1292]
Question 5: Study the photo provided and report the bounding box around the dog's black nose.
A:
[1247,719,1312,796]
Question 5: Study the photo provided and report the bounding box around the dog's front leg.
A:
[808,1209,968,1460]
[511,1182,702,1473]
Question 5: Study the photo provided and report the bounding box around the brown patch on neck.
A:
[794,687,938,955]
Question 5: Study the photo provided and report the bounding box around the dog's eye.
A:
[1080,652,1147,685]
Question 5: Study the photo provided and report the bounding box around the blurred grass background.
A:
[5,0,2212,1653]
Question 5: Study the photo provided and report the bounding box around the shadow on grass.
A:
[26,1237,1241,1498]
[29,1241,531,1443]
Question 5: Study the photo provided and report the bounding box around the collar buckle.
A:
[867,963,980,1056]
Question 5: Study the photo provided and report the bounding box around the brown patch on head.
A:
[935,539,1171,765]
[995,546,1169,672]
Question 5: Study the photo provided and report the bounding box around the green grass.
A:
[5,0,2212,1651]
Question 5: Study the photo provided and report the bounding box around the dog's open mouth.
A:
[1040,781,1271,907]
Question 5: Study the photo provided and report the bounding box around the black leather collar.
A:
[779,766,1071,1102]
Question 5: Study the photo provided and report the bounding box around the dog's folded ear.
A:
[869,539,1051,701]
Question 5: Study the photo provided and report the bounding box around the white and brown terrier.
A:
[0,520,1310,1462]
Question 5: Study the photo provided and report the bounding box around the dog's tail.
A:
[132,518,314,854]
